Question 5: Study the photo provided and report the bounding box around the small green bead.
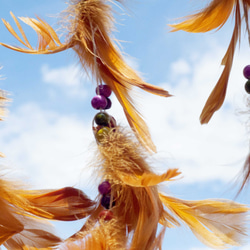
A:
[94,112,110,126]
[96,127,111,142]
[245,80,250,94]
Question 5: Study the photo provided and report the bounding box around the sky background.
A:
[0,0,250,249]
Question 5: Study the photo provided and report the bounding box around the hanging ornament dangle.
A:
[0,0,172,152]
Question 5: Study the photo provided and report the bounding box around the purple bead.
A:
[243,65,250,79]
[91,95,108,109]
[96,85,112,97]
[105,97,112,109]
[101,195,111,209]
[98,181,111,195]
[101,194,115,209]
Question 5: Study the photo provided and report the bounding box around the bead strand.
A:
[91,84,116,221]
[243,65,250,94]
[98,180,115,221]
[91,84,117,144]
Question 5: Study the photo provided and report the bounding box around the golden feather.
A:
[160,194,249,249]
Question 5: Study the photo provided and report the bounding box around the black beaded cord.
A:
[91,84,116,220]
[243,65,250,94]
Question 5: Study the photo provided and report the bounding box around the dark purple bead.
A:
[101,194,112,209]
[96,85,112,97]
[243,65,250,79]
[105,97,112,109]
[98,181,111,195]
[91,95,107,110]
[245,80,250,94]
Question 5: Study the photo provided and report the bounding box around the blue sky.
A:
[0,0,250,249]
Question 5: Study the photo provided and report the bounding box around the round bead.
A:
[98,181,111,195]
[101,194,111,209]
[96,85,112,97]
[98,210,114,221]
[91,95,108,110]
[243,65,250,79]
[105,97,112,109]
[101,194,115,209]
[95,127,111,142]
[245,80,250,94]
[94,112,110,126]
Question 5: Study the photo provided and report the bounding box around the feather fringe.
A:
[0,1,171,152]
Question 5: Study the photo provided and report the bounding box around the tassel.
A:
[0,1,171,152]
[169,0,250,124]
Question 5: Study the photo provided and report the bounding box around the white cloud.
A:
[41,64,90,98]
[0,103,98,191]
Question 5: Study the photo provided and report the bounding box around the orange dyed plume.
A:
[0,1,171,152]
[170,0,250,124]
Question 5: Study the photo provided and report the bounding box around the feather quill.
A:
[0,1,171,152]
[170,0,250,124]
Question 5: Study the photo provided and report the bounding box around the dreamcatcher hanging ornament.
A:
[0,0,249,249]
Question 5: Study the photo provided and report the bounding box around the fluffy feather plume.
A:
[65,126,247,250]
[55,127,181,250]
[160,194,249,249]
[0,1,171,152]
[170,0,250,124]
[0,176,61,249]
